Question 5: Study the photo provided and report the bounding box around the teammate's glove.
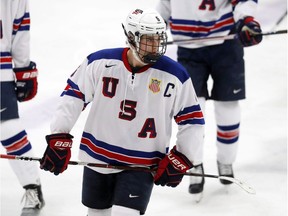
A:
[236,16,262,47]
[40,133,73,175]
[13,61,38,102]
[154,146,193,187]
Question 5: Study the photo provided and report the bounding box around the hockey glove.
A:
[40,133,73,175]
[236,16,262,47]
[13,61,38,102]
[154,146,193,187]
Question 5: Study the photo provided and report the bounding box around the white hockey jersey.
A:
[156,0,258,48]
[51,48,205,173]
[0,0,31,82]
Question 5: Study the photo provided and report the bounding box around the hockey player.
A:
[0,0,45,213]
[40,8,205,216]
[156,0,263,195]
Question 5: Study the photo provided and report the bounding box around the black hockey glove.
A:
[40,133,73,175]
[154,146,193,187]
[236,16,262,47]
[13,61,38,102]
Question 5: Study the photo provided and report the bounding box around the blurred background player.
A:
[156,0,262,195]
[0,0,44,213]
[39,8,204,216]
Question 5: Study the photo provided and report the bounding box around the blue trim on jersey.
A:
[0,52,12,69]
[86,47,190,84]
[171,12,232,27]
[0,64,13,69]
[80,131,167,166]
[171,25,232,38]
[237,0,257,3]
[61,79,85,102]
[12,12,30,35]
[0,52,11,57]
[80,144,134,166]
[87,48,124,65]
[170,12,234,38]
[177,104,201,117]
[152,56,190,84]
[175,104,205,126]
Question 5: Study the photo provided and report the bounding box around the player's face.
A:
[138,34,161,57]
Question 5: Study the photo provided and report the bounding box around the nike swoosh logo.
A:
[105,64,116,68]
[233,89,242,94]
[129,194,139,198]
[0,108,7,113]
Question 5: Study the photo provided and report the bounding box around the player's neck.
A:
[127,49,145,68]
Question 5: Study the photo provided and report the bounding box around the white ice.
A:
[1,0,287,215]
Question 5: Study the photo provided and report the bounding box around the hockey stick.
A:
[274,10,287,29]
[166,29,287,45]
[0,154,255,194]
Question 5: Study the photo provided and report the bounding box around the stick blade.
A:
[219,176,256,194]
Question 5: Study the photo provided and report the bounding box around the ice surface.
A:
[1,0,287,215]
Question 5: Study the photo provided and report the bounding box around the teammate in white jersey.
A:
[40,8,205,216]
[156,0,263,194]
[0,0,44,213]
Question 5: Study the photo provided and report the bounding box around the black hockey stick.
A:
[0,154,255,194]
[166,29,287,45]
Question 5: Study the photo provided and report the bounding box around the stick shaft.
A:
[0,154,218,177]
[0,154,155,172]
[0,154,255,193]
[166,29,287,45]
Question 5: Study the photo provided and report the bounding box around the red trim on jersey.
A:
[81,137,160,166]
[122,48,152,73]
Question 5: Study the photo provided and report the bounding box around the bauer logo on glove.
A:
[40,133,74,175]
[168,152,189,171]
[154,146,193,187]
[13,61,38,102]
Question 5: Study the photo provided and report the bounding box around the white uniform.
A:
[156,0,259,166]
[0,0,40,187]
[156,0,258,48]
[51,47,205,173]
[0,0,31,81]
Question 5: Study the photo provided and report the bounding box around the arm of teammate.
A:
[13,61,38,102]
[233,0,263,47]
[11,0,31,67]
[11,0,39,102]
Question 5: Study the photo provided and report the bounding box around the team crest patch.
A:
[149,78,161,93]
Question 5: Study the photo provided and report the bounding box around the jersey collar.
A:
[122,48,152,73]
